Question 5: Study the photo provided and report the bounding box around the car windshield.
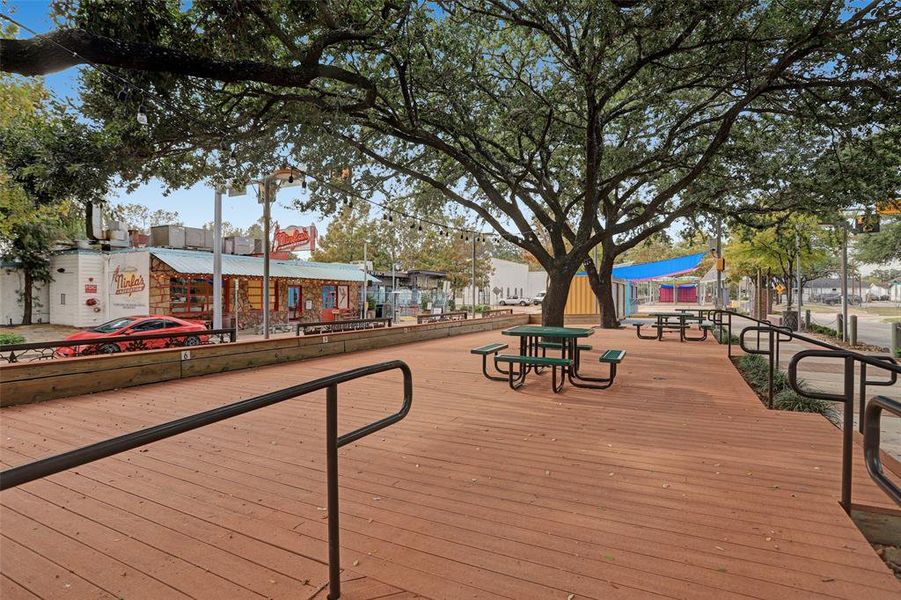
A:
[90,318,136,333]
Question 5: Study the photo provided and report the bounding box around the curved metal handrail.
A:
[0,360,413,600]
[864,396,901,506]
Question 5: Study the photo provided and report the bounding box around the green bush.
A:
[459,304,491,313]
[807,323,839,338]
[736,353,834,419]
[713,329,739,345]
[0,333,25,345]
[773,388,837,421]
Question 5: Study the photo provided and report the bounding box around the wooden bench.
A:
[471,342,509,381]
[495,354,572,392]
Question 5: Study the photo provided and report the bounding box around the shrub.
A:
[807,323,839,338]
[773,388,837,421]
[714,329,739,344]
[0,333,25,345]
[736,353,835,419]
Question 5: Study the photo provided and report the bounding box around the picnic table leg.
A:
[566,339,616,389]
[508,361,526,390]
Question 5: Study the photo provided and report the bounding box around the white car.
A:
[499,295,530,306]
[532,291,546,305]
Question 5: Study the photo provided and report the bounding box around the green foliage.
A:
[735,354,834,419]
[25,1,896,328]
[111,203,181,232]
[311,202,493,293]
[0,333,25,345]
[458,304,491,314]
[0,75,111,323]
[854,218,900,264]
[807,323,840,339]
[773,388,837,421]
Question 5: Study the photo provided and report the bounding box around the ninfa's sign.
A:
[107,252,150,318]
[273,224,317,252]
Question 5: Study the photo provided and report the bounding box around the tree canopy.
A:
[3,1,898,325]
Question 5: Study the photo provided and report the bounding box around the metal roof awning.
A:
[145,247,380,283]
[611,252,707,282]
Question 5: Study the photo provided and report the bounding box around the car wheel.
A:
[520,300,527,306]
[184,335,200,346]
[99,343,120,354]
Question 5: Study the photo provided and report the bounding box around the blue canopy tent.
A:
[611,252,707,316]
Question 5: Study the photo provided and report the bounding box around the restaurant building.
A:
[43,247,377,329]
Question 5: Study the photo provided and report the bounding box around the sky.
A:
[4,0,326,234]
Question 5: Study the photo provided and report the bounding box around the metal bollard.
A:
[849,315,857,346]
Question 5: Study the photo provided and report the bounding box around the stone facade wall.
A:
[146,257,362,328]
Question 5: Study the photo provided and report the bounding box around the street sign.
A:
[774,283,785,295]
[876,200,900,215]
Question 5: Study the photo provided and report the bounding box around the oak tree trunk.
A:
[22,268,33,325]
[542,267,577,327]
[583,254,619,328]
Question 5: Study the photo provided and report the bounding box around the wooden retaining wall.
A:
[0,314,527,406]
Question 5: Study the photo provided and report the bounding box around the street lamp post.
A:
[259,167,303,339]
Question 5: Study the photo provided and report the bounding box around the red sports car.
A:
[57,315,208,357]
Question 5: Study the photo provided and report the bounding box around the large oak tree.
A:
[3,1,898,325]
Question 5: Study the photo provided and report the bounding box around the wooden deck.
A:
[1,327,898,599]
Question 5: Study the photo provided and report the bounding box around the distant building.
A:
[803,277,867,303]
[457,258,547,305]
[7,247,377,329]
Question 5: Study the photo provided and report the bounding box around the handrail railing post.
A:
[326,383,341,600]
[841,354,855,512]
[859,362,867,434]
[727,312,732,359]
[767,329,775,409]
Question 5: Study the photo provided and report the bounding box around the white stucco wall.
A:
[0,268,50,325]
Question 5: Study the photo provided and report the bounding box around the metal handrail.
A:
[0,328,237,363]
[0,360,413,600]
[731,316,901,512]
[864,396,901,506]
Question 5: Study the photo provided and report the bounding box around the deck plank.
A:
[1,327,898,599]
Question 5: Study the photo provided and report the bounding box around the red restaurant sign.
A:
[112,265,146,296]
[273,225,317,252]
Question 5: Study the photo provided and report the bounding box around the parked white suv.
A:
[498,295,530,306]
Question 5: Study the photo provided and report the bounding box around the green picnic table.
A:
[496,325,622,391]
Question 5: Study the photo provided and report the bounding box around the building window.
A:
[60,293,66,305]
[322,285,337,309]
[169,277,213,316]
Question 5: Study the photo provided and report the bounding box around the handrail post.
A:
[858,362,867,434]
[727,312,733,359]
[326,383,341,600]
[841,355,855,512]
[767,329,775,409]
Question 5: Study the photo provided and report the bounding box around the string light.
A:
[136,102,148,125]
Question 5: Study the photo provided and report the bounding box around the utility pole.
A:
[262,178,271,339]
[213,187,223,330]
[715,215,723,309]
[840,225,849,342]
[361,241,368,319]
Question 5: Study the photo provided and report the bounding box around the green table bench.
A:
[495,354,572,392]
[471,342,510,381]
